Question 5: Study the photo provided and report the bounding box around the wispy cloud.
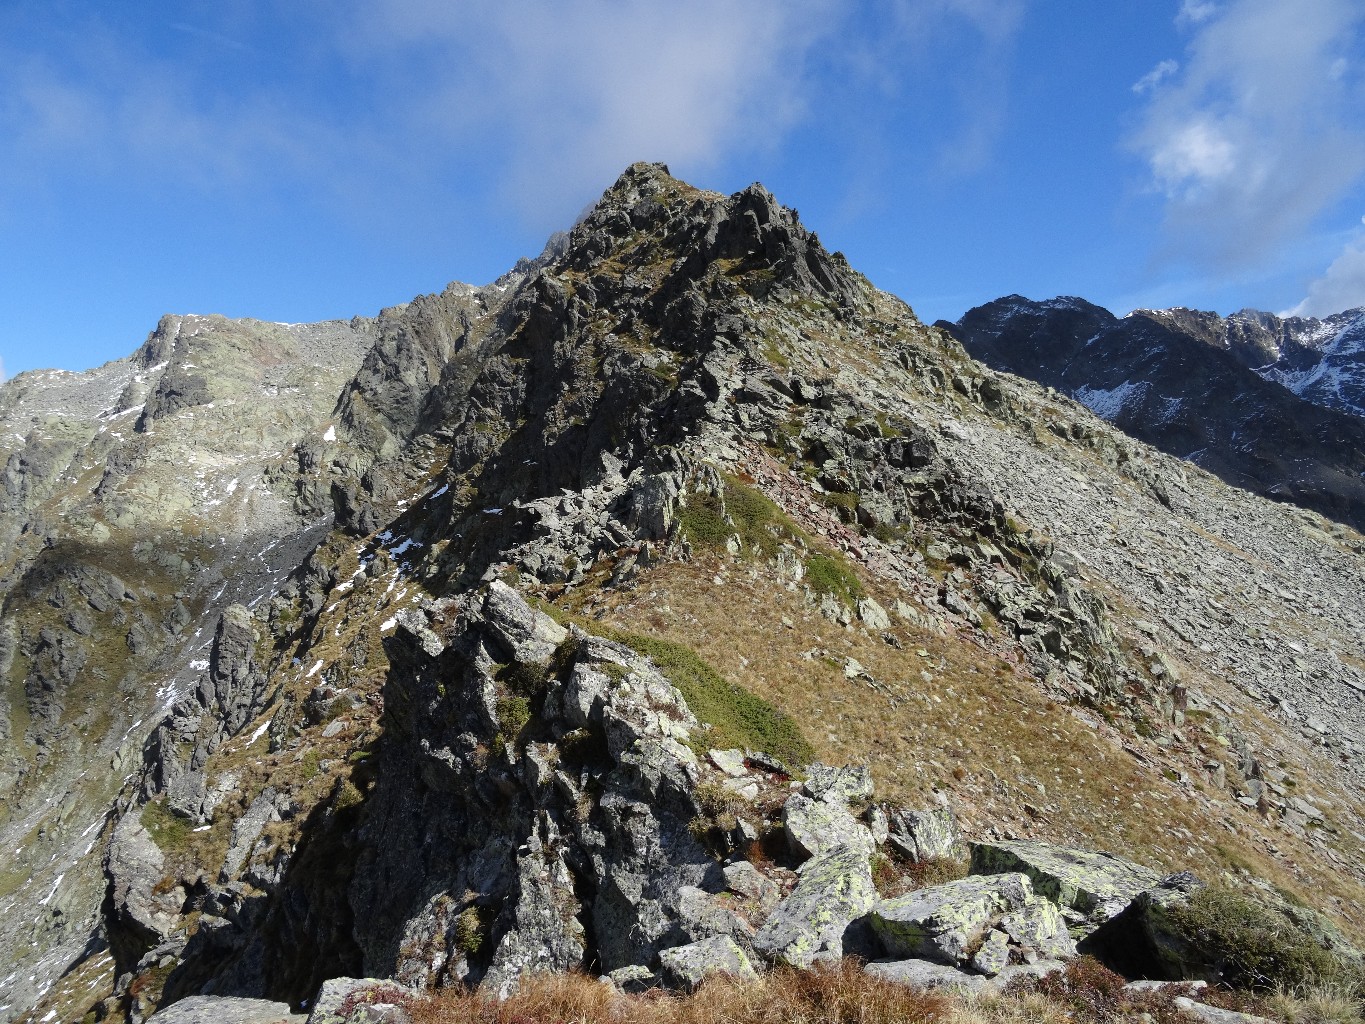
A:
[341,0,844,221]
[1129,0,1365,270]
[1176,0,1219,27]
[1286,220,1365,317]
[1132,59,1178,95]
[1,2,1032,247]
[0,21,334,198]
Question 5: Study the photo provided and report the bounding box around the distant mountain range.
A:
[939,297,1365,532]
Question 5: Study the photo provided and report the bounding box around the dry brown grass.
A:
[410,961,948,1024]
[551,549,1365,939]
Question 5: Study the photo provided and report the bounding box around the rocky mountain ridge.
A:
[940,296,1365,531]
[1,164,1362,1024]
[1142,303,1365,420]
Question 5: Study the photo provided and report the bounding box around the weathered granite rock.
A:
[148,995,304,1023]
[999,898,1076,959]
[971,928,1011,976]
[724,860,777,905]
[872,872,1033,965]
[658,935,758,990]
[885,807,959,863]
[1173,997,1276,1024]
[753,845,877,968]
[220,788,282,882]
[864,959,992,994]
[482,580,568,666]
[481,815,587,998]
[783,793,875,862]
[307,978,417,1024]
[803,762,874,804]
[971,839,1161,923]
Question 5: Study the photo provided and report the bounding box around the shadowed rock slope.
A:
[940,296,1365,531]
[4,165,1365,1024]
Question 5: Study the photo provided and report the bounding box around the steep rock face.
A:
[1142,305,1365,420]
[0,313,376,1019]
[942,296,1365,531]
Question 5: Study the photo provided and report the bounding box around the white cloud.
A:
[1129,0,1365,268]
[343,0,844,220]
[1176,1,1219,27]
[1133,59,1179,94]
[1286,227,1365,317]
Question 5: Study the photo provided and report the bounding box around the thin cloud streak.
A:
[1129,0,1365,271]
[1287,224,1365,317]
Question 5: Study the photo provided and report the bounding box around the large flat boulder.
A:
[149,996,304,1024]
[871,872,1034,965]
[970,839,1161,923]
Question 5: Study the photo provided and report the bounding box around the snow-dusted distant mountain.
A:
[1137,305,1365,420]
[939,296,1365,532]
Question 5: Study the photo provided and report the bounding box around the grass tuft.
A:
[804,552,865,605]
[1163,886,1363,993]
[608,630,814,769]
[408,959,947,1024]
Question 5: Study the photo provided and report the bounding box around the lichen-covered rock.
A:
[481,815,586,998]
[802,762,874,804]
[783,793,876,862]
[676,885,755,946]
[999,898,1077,959]
[872,872,1034,965]
[970,839,1161,923]
[885,807,959,863]
[307,978,416,1024]
[658,935,758,990]
[971,928,1011,976]
[753,845,877,968]
[148,995,305,1023]
[482,580,568,666]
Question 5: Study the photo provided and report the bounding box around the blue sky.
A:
[3,0,1365,379]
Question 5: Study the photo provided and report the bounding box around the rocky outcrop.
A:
[9,163,1365,1024]
[970,839,1162,928]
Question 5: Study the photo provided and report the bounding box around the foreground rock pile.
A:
[125,585,1358,1024]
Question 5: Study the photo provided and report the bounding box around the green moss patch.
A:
[678,476,806,559]
[608,629,814,769]
[805,552,865,605]
[1164,886,1363,992]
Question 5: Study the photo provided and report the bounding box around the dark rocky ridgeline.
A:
[940,296,1365,531]
[9,164,1365,1023]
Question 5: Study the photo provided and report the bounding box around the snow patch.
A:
[323,424,336,442]
[248,719,272,745]
[380,617,398,632]
[37,876,63,907]
[307,659,324,678]
[1074,381,1146,420]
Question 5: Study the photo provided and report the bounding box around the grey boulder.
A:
[658,935,758,990]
